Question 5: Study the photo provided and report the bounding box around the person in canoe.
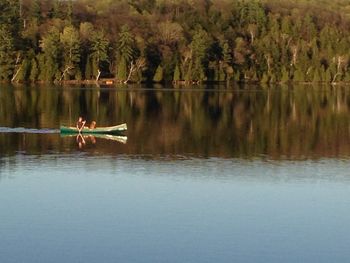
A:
[89,121,96,129]
[88,121,97,144]
[76,116,86,133]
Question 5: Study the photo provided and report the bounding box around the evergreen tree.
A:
[30,0,42,23]
[66,0,73,24]
[324,67,332,83]
[117,25,134,62]
[84,55,93,80]
[0,25,15,80]
[153,65,163,82]
[0,0,21,34]
[218,64,225,81]
[29,57,38,81]
[50,0,62,19]
[116,25,135,80]
[233,70,241,81]
[45,56,59,82]
[221,40,232,80]
[117,57,127,80]
[1,0,350,85]
[173,63,181,81]
[293,68,304,82]
[312,69,321,82]
[190,27,210,81]
[37,53,45,80]
[40,27,61,81]
[90,30,109,77]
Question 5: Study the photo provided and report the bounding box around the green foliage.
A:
[173,64,181,81]
[117,25,134,63]
[269,73,276,83]
[189,27,210,81]
[15,58,31,82]
[40,27,61,81]
[60,26,81,70]
[50,0,62,19]
[30,0,42,23]
[90,30,109,76]
[84,55,93,79]
[29,58,38,81]
[293,68,305,82]
[1,0,350,83]
[66,0,73,24]
[312,69,321,82]
[0,25,15,80]
[75,69,82,81]
[0,0,20,35]
[153,65,163,82]
[44,56,59,82]
[37,54,45,80]
[260,72,269,83]
[239,0,267,33]
[221,40,232,66]
[323,67,332,83]
[117,57,127,80]
[280,67,289,83]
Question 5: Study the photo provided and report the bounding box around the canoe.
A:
[60,123,127,134]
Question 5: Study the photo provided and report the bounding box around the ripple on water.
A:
[0,127,60,134]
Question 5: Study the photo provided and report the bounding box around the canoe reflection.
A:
[61,133,127,148]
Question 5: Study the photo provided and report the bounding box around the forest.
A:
[2,0,350,84]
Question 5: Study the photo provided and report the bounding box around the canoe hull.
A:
[60,123,127,134]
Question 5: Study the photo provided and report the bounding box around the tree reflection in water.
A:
[0,84,350,158]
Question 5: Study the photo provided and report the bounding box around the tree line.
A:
[2,0,350,84]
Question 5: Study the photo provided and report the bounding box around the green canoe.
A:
[60,123,127,134]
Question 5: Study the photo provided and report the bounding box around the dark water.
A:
[1,83,350,158]
[1,84,350,263]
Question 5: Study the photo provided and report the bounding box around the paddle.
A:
[77,119,86,134]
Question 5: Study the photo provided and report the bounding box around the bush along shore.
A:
[2,0,350,85]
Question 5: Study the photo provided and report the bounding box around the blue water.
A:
[1,155,350,263]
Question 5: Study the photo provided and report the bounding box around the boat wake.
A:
[0,127,60,134]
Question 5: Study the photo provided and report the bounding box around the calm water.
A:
[1,84,350,262]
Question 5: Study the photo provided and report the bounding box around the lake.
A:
[1,83,350,263]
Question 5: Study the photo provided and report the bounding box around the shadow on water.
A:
[1,83,350,159]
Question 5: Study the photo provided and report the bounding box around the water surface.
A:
[1,84,350,262]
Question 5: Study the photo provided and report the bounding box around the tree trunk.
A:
[96,69,101,82]
[60,66,73,81]
[124,61,135,84]
[11,65,22,82]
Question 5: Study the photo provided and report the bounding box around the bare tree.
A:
[332,55,348,83]
[11,53,22,82]
[124,57,146,84]
[247,24,257,44]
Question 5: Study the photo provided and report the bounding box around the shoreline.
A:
[2,79,350,86]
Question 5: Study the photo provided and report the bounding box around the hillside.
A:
[1,0,350,84]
